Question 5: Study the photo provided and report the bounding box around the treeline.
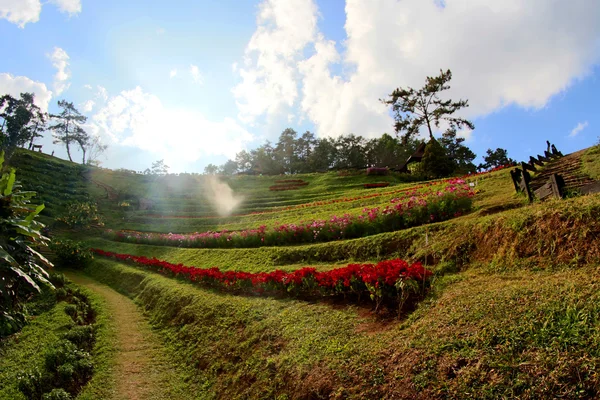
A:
[205,128,483,176]
[0,93,106,164]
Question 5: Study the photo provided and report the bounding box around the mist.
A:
[203,175,244,217]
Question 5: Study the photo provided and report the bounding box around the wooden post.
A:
[520,163,533,202]
[510,169,522,193]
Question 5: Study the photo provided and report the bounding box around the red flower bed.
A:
[274,179,306,183]
[92,249,433,310]
[269,181,309,191]
[366,167,389,176]
[364,182,390,188]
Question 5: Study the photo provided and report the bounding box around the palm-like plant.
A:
[0,151,53,336]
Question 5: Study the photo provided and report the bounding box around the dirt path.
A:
[65,272,191,400]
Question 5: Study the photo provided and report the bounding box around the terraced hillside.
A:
[5,145,600,399]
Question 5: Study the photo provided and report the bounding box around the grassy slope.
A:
[0,302,73,400]
[8,147,600,398]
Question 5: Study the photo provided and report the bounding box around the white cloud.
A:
[96,85,108,102]
[48,0,81,15]
[0,0,41,27]
[569,121,589,138]
[48,47,71,95]
[232,0,319,125]
[235,0,600,140]
[169,69,178,78]
[89,87,253,171]
[81,100,95,113]
[190,65,203,84]
[0,0,81,27]
[156,27,166,35]
[83,84,92,90]
[0,73,52,112]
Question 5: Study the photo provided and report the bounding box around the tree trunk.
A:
[425,117,434,141]
[82,147,86,164]
[66,142,73,161]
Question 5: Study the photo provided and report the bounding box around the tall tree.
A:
[383,69,474,143]
[220,160,238,175]
[203,164,219,175]
[0,93,47,157]
[49,100,88,162]
[275,128,298,174]
[439,128,477,173]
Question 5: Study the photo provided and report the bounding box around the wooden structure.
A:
[510,142,564,202]
[32,144,42,152]
[395,142,427,173]
[533,173,565,201]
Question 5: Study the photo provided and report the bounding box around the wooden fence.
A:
[510,142,564,202]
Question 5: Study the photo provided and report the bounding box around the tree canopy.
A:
[0,93,47,158]
[49,100,89,163]
[479,148,515,170]
[383,69,474,144]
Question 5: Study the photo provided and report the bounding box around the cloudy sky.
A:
[1,0,599,172]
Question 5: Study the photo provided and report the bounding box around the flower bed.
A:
[104,181,474,249]
[366,167,389,176]
[269,181,309,191]
[138,168,507,220]
[91,249,433,311]
[274,179,305,183]
[364,182,390,188]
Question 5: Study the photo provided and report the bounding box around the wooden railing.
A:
[510,142,564,202]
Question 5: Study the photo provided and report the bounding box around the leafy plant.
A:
[0,151,53,337]
[50,239,93,269]
[57,201,103,228]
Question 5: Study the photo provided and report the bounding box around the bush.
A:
[50,240,93,269]
[421,139,454,179]
[57,202,103,228]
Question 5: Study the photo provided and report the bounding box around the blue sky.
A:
[1,0,599,172]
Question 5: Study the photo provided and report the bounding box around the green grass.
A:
[0,301,73,400]
[582,144,600,181]
[82,257,600,398]
[7,145,600,398]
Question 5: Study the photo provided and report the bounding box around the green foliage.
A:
[17,286,96,399]
[479,147,515,170]
[57,201,103,228]
[49,100,89,163]
[50,239,94,269]
[1,93,48,159]
[421,139,455,178]
[0,151,53,337]
[439,128,476,174]
[383,69,475,143]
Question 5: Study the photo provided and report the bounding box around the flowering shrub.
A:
[50,239,94,269]
[92,249,432,311]
[57,201,103,228]
[364,182,390,188]
[104,181,474,249]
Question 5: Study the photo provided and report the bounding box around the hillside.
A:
[4,146,600,399]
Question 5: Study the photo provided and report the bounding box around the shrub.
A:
[421,139,454,179]
[57,201,103,228]
[50,239,93,269]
